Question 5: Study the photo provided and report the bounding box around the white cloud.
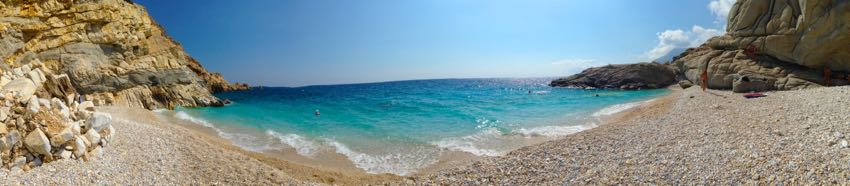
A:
[643,0,734,61]
[644,26,723,60]
[709,0,736,24]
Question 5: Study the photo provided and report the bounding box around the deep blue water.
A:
[164,78,669,175]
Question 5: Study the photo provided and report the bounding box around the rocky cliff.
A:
[674,0,850,92]
[0,0,248,110]
[550,63,677,90]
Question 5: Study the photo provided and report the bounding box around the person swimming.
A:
[314,109,321,116]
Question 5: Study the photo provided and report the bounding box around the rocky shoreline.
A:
[411,86,850,185]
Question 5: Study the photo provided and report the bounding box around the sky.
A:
[134,0,736,87]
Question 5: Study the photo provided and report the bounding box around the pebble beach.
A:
[2,86,849,185]
[413,86,850,185]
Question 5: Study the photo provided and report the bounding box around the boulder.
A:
[1,79,36,101]
[11,156,26,170]
[72,137,87,157]
[84,129,101,147]
[87,112,112,132]
[550,63,677,90]
[674,0,850,90]
[78,101,95,112]
[58,148,72,159]
[1,130,21,151]
[50,127,75,147]
[24,128,51,156]
[27,96,40,114]
[0,107,8,121]
[71,121,82,135]
[678,80,694,89]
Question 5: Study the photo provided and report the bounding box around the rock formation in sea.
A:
[0,0,249,110]
[673,0,850,92]
[550,63,677,90]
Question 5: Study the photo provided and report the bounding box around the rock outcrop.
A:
[673,0,850,92]
[0,0,247,171]
[0,61,115,171]
[550,63,677,90]
[0,0,248,110]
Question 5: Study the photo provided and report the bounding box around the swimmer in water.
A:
[315,109,321,116]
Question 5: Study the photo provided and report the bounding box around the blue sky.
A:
[134,0,735,87]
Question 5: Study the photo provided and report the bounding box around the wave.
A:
[515,124,594,137]
[173,111,273,151]
[265,130,319,156]
[431,128,506,157]
[327,139,438,176]
[591,99,654,117]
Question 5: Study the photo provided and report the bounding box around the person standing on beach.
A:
[700,67,708,92]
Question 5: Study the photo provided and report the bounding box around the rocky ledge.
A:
[0,0,250,171]
[0,0,248,110]
[549,62,677,90]
[672,0,850,92]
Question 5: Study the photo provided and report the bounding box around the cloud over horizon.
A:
[644,0,734,61]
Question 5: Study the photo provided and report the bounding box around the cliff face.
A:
[675,0,850,91]
[0,0,246,109]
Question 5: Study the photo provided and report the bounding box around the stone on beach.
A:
[27,96,40,114]
[87,112,112,132]
[24,128,51,156]
[1,79,36,101]
[84,129,102,148]
[50,126,75,147]
[73,137,87,157]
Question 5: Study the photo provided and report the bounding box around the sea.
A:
[155,78,669,176]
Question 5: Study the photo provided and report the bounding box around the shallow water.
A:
[160,78,669,175]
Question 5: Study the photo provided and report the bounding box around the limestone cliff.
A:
[674,0,850,92]
[0,0,247,109]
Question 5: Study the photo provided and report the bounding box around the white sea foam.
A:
[265,130,318,156]
[327,139,437,176]
[515,124,594,137]
[431,128,505,157]
[173,111,273,151]
[174,111,220,132]
[591,99,655,117]
[152,109,168,113]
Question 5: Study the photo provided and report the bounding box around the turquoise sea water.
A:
[163,78,668,175]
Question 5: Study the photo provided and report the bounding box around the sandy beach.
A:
[2,86,849,185]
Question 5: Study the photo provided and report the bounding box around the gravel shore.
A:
[0,106,316,185]
[414,86,850,185]
[4,86,849,185]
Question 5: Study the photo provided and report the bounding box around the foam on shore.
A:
[265,130,319,156]
[431,128,506,157]
[592,99,654,117]
[327,139,439,176]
